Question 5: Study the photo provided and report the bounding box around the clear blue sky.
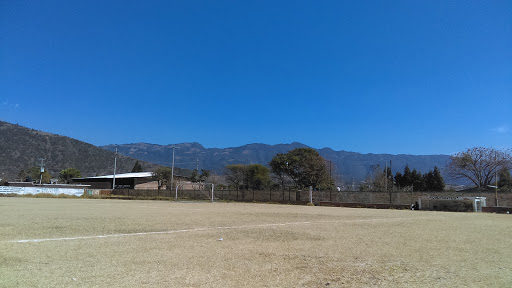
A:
[1,0,511,155]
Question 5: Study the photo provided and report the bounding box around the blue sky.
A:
[1,0,511,155]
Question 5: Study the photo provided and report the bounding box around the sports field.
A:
[1,198,511,287]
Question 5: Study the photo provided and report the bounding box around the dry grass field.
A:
[1,198,511,287]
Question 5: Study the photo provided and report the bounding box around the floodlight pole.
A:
[175,185,178,201]
[211,184,214,203]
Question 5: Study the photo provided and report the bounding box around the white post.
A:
[175,185,178,201]
[309,186,313,204]
[211,184,214,203]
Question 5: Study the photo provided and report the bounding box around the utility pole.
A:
[38,158,46,184]
[112,148,117,189]
[170,145,177,192]
[329,161,332,188]
[196,158,199,171]
[389,160,392,191]
[328,160,332,201]
[495,151,498,207]
[385,161,388,192]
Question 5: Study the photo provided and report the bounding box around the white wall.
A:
[0,186,85,196]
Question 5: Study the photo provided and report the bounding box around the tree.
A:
[224,164,246,192]
[497,167,512,190]
[280,148,330,189]
[131,161,143,172]
[411,169,424,191]
[402,165,413,187]
[394,172,403,189]
[59,168,82,184]
[200,169,210,182]
[431,166,445,191]
[190,169,199,183]
[17,169,28,182]
[269,153,289,190]
[368,164,386,191]
[20,166,51,184]
[224,164,272,198]
[203,170,220,186]
[424,170,433,191]
[153,167,172,191]
[447,147,512,188]
[246,164,271,190]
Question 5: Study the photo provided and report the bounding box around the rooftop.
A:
[73,172,153,180]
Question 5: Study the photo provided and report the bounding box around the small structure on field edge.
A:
[418,196,486,212]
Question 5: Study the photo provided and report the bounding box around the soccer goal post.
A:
[195,183,216,202]
[210,183,214,202]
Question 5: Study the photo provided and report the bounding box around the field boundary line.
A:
[7,217,426,243]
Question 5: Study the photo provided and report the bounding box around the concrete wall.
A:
[86,188,512,208]
[0,186,86,196]
[308,190,512,207]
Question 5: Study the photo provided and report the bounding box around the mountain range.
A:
[1,120,452,184]
[102,142,452,184]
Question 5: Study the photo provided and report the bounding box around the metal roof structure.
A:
[73,172,153,180]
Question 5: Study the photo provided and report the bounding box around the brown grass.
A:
[0,198,511,287]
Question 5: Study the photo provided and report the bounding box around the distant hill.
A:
[102,142,452,184]
[0,121,164,181]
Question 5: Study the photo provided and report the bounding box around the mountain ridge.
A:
[102,142,452,183]
[0,119,452,184]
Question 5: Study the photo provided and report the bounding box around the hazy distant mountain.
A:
[102,142,452,183]
[0,121,162,181]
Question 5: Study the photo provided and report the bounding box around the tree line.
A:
[224,148,332,191]
[224,146,512,192]
[364,164,445,191]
